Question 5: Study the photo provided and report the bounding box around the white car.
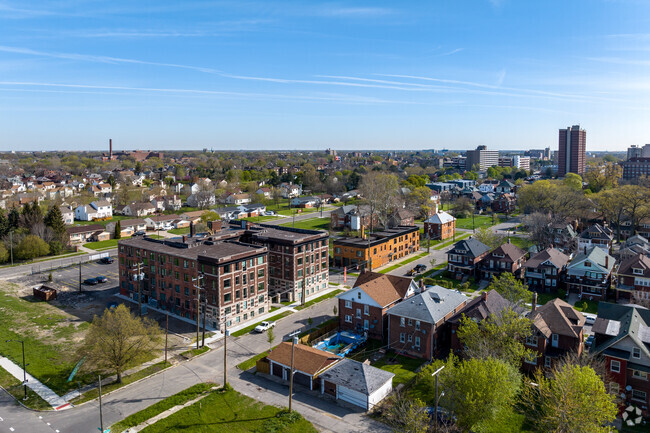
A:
[264,211,276,216]
[254,321,275,333]
[584,314,596,326]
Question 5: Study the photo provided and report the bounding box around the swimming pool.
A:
[313,331,366,357]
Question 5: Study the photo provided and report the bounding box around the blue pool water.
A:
[313,331,366,357]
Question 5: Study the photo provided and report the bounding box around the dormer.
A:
[633,267,644,275]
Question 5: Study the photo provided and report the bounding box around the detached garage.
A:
[267,342,340,391]
[319,358,394,411]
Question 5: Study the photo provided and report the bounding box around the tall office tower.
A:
[466,145,499,171]
[558,125,586,177]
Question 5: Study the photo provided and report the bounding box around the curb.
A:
[0,384,51,412]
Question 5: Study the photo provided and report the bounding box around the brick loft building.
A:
[524,298,585,372]
[332,226,420,271]
[423,211,456,240]
[118,234,268,331]
[337,271,418,340]
[386,286,468,360]
[591,302,650,412]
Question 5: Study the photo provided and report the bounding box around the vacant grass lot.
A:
[139,388,317,433]
[84,238,126,250]
[455,214,507,230]
[168,227,190,235]
[279,217,330,231]
[0,283,94,397]
[372,354,426,386]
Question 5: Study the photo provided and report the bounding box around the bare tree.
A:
[359,172,399,231]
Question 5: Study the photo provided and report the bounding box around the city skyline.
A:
[1,1,649,151]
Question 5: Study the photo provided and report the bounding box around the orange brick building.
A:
[423,211,456,240]
[332,226,420,271]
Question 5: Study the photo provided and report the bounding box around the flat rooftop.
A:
[119,236,265,261]
[333,226,419,248]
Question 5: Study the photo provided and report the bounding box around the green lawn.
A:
[508,236,534,250]
[71,215,133,228]
[294,289,343,311]
[378,252,429,274]
[455,215,507,230]
[372,354,426,386]
[84,238,126,250]
[279,217,330,231]
[168,227,190,235]
[0,365,51,410]
[0,284,95,398]
[139,388,317,433]
[231,311,293,337]
[573,299,599,314]
[237,347,276,371]
[433,232,471,250]
[180,346,210,359]
[414,262,448,281]
[111,383,215,433]
[535,290,566,306]
[423,271,479,292]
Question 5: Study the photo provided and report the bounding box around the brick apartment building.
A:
[423,211,456,240]
[337,272,417,340]
[118,234,267,330]
[332,226,420,271]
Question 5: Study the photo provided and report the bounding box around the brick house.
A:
[448,289,514,356]
[386,286,468,360]
[388,209,415,228]
[337,271,418,340]
[524,247,570,293]
[491,194,516,214]
[330,205,377,231]
[565,246,616,301]
[616,254,650,302]
[591,302,650,412]
[423,211,456,240]
[523,298,585,372]
[447,238,491,278]
[478,241,527,281]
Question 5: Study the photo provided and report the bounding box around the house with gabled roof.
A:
[578,223,614,255]
[337,271,418,340]
[330,204,377,231]
[591,303,650,410]
[524,247,570,293]
[447,238,491,278]
[523,298,585,372]
[267,342,340,391]
[616,254,650,303]
[423,211,456,240]
[566,246,616,301]
[478,241,527,281]
[387,286,468,360]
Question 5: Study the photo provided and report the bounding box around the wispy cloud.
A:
[495,69,506,87]
[586,56,650,66]
[439,48,464,56]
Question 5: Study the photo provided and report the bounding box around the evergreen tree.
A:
[0,209,9,238]
[44,205,67,240]
[8,207,19,230]
[114,220,122,239]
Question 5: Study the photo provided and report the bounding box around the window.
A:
[224,293,231,302]
[415,320,420,330]
[345,300,352,309]
[408,319,413,326]
[609,382,619,395]
[356,308,361,319]
[526,335,538,346]
[415,336,420,348]
[610,360,621,373]
[400,333,405,343]
[633,347,641,359]
[345,315,352,323]
[407,335,412,343]
[400,317,405,327]
[633,370,648,380]
[632,389,647,402]
[525,353,537,365]
[364,305,369,315]
[364,319,369,330]
[357,292,361,299]
[544,356,551,368]
[224,278,231,288]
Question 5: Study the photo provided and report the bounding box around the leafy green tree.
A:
[0,243,8,263]
[521,364,617,433]
[15,234,50,260]
[487,272,532,305]
[44,205,67,241]
[474,226,503,249]
[457,308,532,367]
[385,391,430,433]
[48,240,63,256]
[267,327,275,351]
[114,220,122,239]
[80,304,162,383]
[562,173,583,191]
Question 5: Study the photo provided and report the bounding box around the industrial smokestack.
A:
[109,139,113,159]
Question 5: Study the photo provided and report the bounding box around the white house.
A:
[59,206,74,225]
[122,202,157,217]
[225,193,251,205]
[75,200,113,221]
[280,182,302,199]
[106,218,147,237]
[256,187,272,198]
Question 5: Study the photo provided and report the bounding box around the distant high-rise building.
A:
[621,144,650,180]
[466,145,499,171]
[558,125,586,177]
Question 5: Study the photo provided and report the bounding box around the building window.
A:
[415,336,420,348]
[525,335,538,346]
[364,305,369,315]
[610,360,621,373]
[524,353,537,365]
[400,333,405,343]
[633,370,648,380]
[400,317,405,327]
[356,308,361,319]
[415,320,420,330]
[364,319,369,330]
[224,279,231,288]
[633,347,641,359]
[345,300,352,309]
[632,389,647,402]
[609,382,619,395]
[345,315,352,323]
[407,335,412,343]
[544,356,551,368]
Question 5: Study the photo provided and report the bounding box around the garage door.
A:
[337,386,368,410]
[294,371,311,389]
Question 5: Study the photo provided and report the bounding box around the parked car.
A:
[84,278,98,285]
[585,335,595,348]
[584,314,596,326]
[134,230,146,236]
[95,276,107,283]
[163,224,173,230]
[254,321,275,333]
[414,264,427,273]
[264,211,276,216]
[99,256,114,264]
[406,268,416,276]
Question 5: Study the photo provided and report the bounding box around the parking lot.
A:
[51,257,119,291]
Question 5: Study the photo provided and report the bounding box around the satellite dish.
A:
[626,385,633,391]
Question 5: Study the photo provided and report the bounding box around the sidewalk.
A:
[0,356,69,410]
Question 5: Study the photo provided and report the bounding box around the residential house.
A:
[225,193,251,205]
[591,303,650,411]
[477,193,495,211]
[122,202,156,218]
[524,298,585,371]
[578,224,614,255]
[74,200,112,221]
[186,193,216,208]
[319,358,394,410]
[447,238,491,278]
[279,182,302,199]
[144,214,179,230]
[618,235,650,262]
[616,254,650,303]
[387,286,468,360]
[59,206,74,225]
[337,271,418,340]
[565,247,616,301]
[256,187,272,198]
[66,224,110,244]
[266,342,340,391]
[478,181,497,193]
[152,195,182,211]
[478,241,527,281]
[387,209,415,228]
[423,211,456,240]
[290,196,320,208]
[491,194,516,214]
[330,205,378,231]
[106,218,147,238]
[495,180,515,194]
[549,221,577,253]
[524,247,570,293]
[448,289,515,356]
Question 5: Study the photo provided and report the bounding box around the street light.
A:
[6,339,27,400]
[431,365,445,430]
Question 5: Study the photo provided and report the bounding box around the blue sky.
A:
[0,0,649,152]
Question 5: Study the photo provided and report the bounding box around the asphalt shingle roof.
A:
[387,286,468,324]
[319,358,394,395]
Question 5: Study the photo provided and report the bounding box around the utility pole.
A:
[79,261,82,292]
[9,231,13,266]
[164,312,169,364]
[223,320,228,387]
[201,295,207,347]
[98,374,104,433]
[288,330,300,411]
[431,365,445,430]
[192,274,204,350]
